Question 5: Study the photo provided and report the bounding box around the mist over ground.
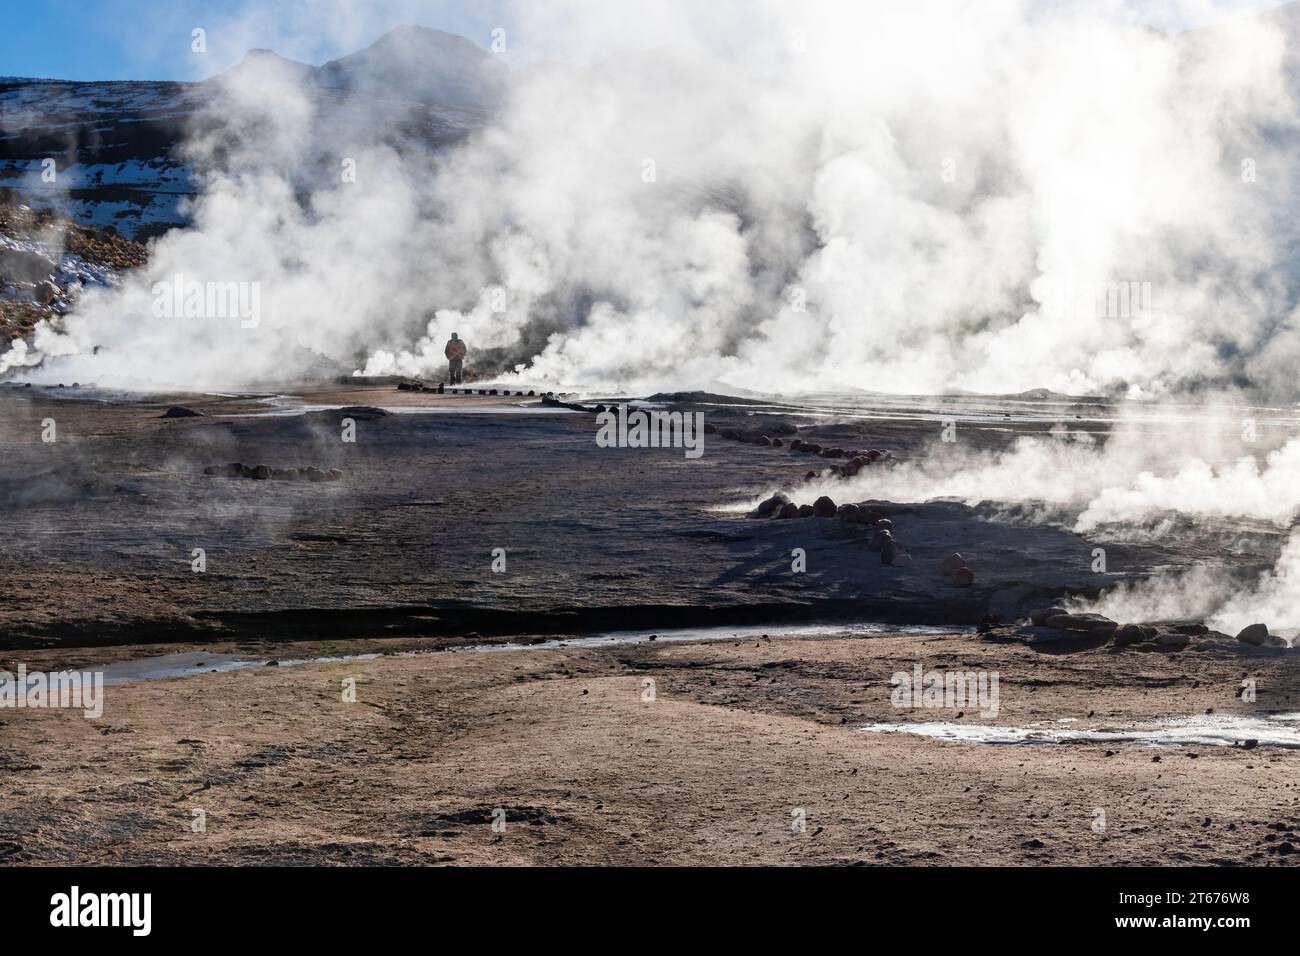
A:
[8,0,1300,400]
[9,0,1300,634]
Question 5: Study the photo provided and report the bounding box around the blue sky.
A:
[0,0,1288,82]
[0,0,512,81]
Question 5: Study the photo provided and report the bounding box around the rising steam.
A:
[6,0,1300,398]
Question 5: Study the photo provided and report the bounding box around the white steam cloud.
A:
[6,0,1300,396]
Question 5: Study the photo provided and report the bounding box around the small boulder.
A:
[1114,624,1146,647]
[1045,612,1115,634]
[1237,623,1270,646]
[1030,605,1068,626]
[247,465,271,480]
[1089,620,1119,640]
[161,405,202,419]
[776,503,799,519]
[796,504,815,518]
[812,495,837,517]
[755,493,790,517]
[949,566,974,587]
[204,462,244,478]
[836,503,861,522]
[35,279,58,306]
[939,553,966,576]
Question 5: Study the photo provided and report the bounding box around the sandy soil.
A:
[2,628,1297,866]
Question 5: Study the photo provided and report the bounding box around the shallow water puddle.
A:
[64,622,957,684]
[859,713,1300,749]
[448,621,956,654]
[92,651,381,685]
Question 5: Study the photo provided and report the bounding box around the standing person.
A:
[445,332,467,384]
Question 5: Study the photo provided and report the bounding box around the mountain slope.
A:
[0,27,506,239]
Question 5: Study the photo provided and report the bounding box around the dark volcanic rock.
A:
[1236,623,1270,646]
[775,503,799,519]
[160,405,202,418]
[203,462,244,478]
[939,553,966,576]
[754,493,790,517]
[1030,605,1068,626]
[812,495,837,517]
[796,504,815,518]
[836,503,861,522]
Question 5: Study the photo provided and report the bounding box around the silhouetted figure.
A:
[445,332,467,384]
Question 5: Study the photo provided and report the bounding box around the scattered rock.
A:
[1114,623,1146,647]
[939,553,966,576]
[1030,606,1068,626]
[949,566,975,587]
[755,493,790,517]
[34,279,58,305]
[880,533,898,566]
[246,465,272,480]
[812,495,837,517]
[796,504,815,518]
[836,503,861,522]
[1236,623,1270,646]
[203,462,245,478]
[1044,612,1112,633]
[160,405,202,419]
[776,503,799,519]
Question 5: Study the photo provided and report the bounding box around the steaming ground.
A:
[10,2,1300,400]
[5,382,1300,645]
[4,382,1299,866]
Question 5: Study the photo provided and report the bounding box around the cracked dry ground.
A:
[2,630,1298,866]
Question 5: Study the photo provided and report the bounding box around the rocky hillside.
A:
[0,193,147,348]
[0,26,505,240]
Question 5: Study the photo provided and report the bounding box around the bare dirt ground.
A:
[2,382,1297,866]
[2,629,1298,866]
